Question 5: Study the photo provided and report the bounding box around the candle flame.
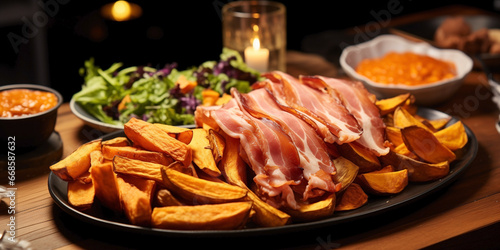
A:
[111,1,132,21]
[252,37,261,50]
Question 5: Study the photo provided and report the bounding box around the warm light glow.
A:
[252,37,261,50]
[101,1,142,22]
[111,1,132,21]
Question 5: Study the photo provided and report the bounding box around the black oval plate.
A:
[48,107,478,237]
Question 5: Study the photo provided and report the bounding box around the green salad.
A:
[73,48,261,126]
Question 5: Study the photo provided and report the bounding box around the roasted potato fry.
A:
[50,139,102,181]
[117,174,156,226]
[151,201,253,230]
[102,145,174,165]
[189,128,221,177]
[355,169,408,195]
[67,180,94,210]
[161,166,247,204]
[91,162,122,212]
[335,183,368,211]
[124,118,192,166]
[402,126,456,163]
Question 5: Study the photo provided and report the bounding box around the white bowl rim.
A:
[340,34,473,91]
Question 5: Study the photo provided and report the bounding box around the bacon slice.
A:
[211,96,302,209]
[302,76,390,156]
[260,71,362,144]
[237,88,341,200]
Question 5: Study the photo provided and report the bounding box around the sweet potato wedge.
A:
[117,174,156,226]
[151,201,253,230]
[385,126,404,147]
[91,162,122,212]
[335,183,368,211]
[101,136,130,147]
[356,169,408,195]
[332,156,359,192]
[219,133,290,227]
[67,180,95,210]
[160,166,247,205]
[154,123,194,145]
[189,128,221,177]
[337,143,381,173]
[393,106,432,132]
[433,121,468,151]
[155,188,184,207]
[381,151,450,182]
[208,129,225,164]
[376,93,411,116]
[402,126,456,163]
[285,193,336,222]
[112,156,164,182]
[50,139,102,181]
[102,145,174,165]
[124,118,192,166]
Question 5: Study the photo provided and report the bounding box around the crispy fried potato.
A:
[124,118,192,166]
[426,117,452,131]
[381,151,450,182]
[160,166,247,204]
[67,180,94,210]
[91,162,122,212]
[117,174,156,226]
[433,121,468,151]
[189,128,221,177]
[219,133,290,227]
[50,139,102,181]
[376,93,411,116]
[335,183,368,211]
[151,201,253,230]
[208,129,225,164]
[155,188,184,207]
[337,143,381,173]
[102,145,174,165]
[332,156,359,192]
[402,126,456,163]
[356,169,408,195]
[285,193,336,222]
[154,123,194,144]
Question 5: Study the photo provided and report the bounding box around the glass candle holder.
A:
[222,1,286,73]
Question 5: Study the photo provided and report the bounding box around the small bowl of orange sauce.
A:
[0,84,63,149]
[340,35,473,106]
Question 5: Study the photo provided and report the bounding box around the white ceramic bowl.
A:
[340,35,473,106]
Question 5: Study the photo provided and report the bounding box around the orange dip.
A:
[355,52,457,86]
[0,89,58,118]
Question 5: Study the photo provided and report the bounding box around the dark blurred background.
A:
[0,0,498,101]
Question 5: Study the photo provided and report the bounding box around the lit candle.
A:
[244,37,269,73]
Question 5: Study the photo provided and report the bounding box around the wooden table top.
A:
[2,4,500,250]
